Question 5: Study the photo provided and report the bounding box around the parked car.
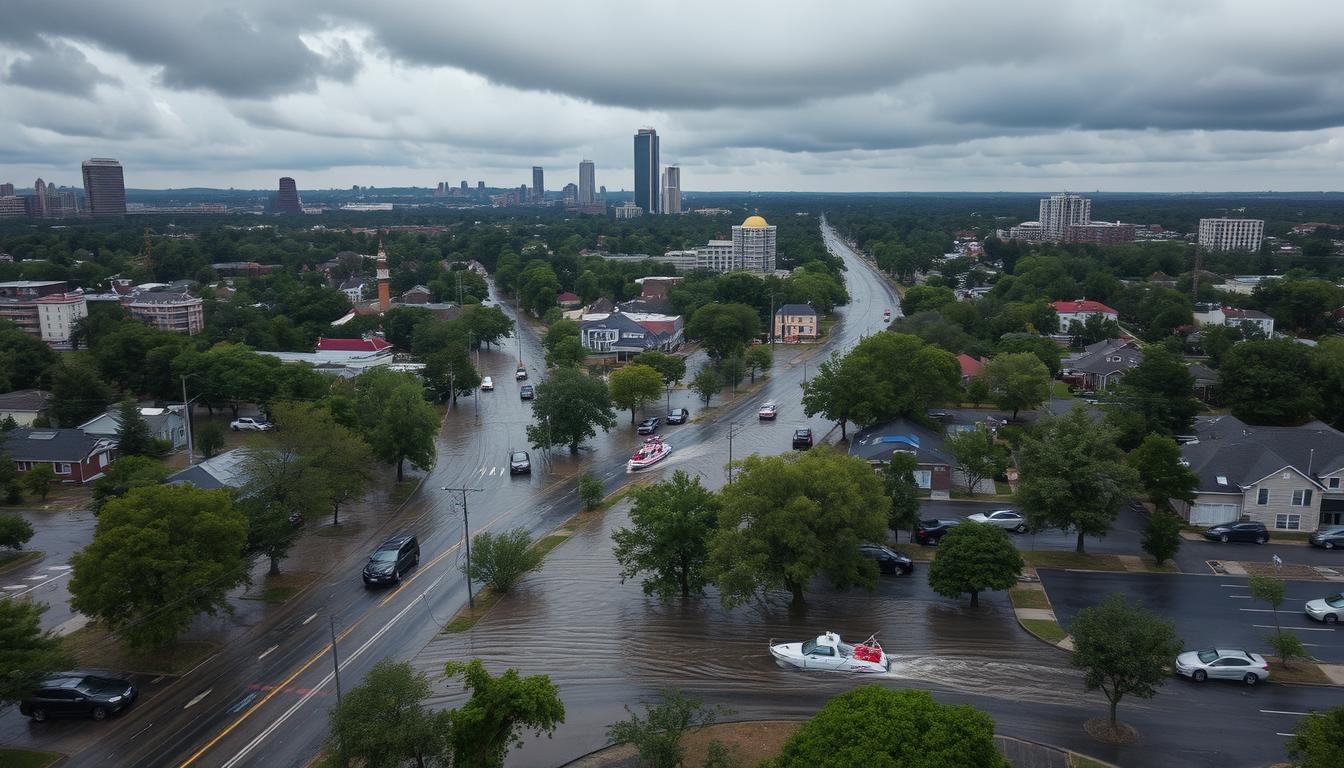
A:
[1174,648,1270,685]
[967,509,1027,533]
[911,518,963,546]
[362,533,420,586]
[509,450,531,475]
[637,417,660,435]
[883,309,892,322]
[792,428,813,450]
[1309,526,1344,550]
[519,384,535,400]
[480,376,494,391]
[758,402,778,420]
[859,544,914,575]
[230,417,273,432]
[1304,593,1343,624]
[667,408,690,425]
[20,674,138,722]
[515,366,528,381]
[1202,520,1268,544]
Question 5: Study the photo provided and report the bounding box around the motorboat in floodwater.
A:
[768,631,889,673]
[627,435,672,471]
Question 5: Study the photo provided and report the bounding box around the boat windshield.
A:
[800,640,816,655]
[837,642,854,656]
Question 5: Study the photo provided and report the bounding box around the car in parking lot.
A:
[509,450,531,475]
[230,416,273,432]
[859,544,913,575]
[911,518,963,546]
[519,384,535,400]
[480,376,494,391]
[1202,520,1268,544]
[667,408,690,425]
[362,533,420,586]
[20,674,138,722]
[792,428,813,450]
[1174,648,1270,685]
[637,417,660,435]
[1309,526,1344,550]
[758,402,778,420]
[1305,593,1343,624]
[967,509,1027,532]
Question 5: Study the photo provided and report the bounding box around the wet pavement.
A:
[0,508,91,633]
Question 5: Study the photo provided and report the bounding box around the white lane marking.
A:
[47,565,72,571]
[1261,709,1310,716]
[183,653,217,677]
[1227,595,1251,599]
[1276,732,1295,737]
[184,689,212,709]
[1253,624,1334,632]
[258,645,278,661]
[129,723,154,740]
[150,676,165,684]
[222,571,448,768]
[301,612,317,625]
[9,569,74,596]
[4,585,27,590]
[1221,584,1249,588]
[1239,608,1298,613]
[25,575,48,580]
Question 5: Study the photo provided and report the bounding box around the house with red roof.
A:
[1052,299,1118,330]
[556,291,582,309]
[956,354,986,385]
[316,337,392,354]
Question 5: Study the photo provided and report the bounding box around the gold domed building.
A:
[732,215,777,272]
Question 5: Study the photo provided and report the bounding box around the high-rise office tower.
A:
[578,160,596,206]
[81,158,126,217]
[661,166,681,214]
[0,183,13,197]
[32,179,48,217]
[634,128,660,214]
[461,180,468,192]
[477,181,485,195]
[531,167,544,202]
[276,177,302,214]
[1038,193,1091,240]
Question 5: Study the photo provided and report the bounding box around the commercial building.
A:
[1199,218,1264,252]
[0,281,87,346]
[125,291,205,335]
[1192,306,1275,337]
[531,167,544,202]
[1051,299,1118,329]
[694,240,735,272]
[634,128,659,214]
[1064,221,1136,245]
[0,183,13,196]
[614,202,644,219]
[1038,193,1091,240]
[732,215,777,272]
[81,158,126,217]
[578,160,596,206]
[0,196,26,218]
[276,177,303,214]
[661,166,681,214]
[774,304,818,340]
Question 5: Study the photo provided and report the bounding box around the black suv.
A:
[1309,526,1344,550]
[667,408,690,425]
[860,544,914,575]
[21,674,138,722]
[509,450,531,475]
[637,417,660,435]
[792,428,813,450]
[520,384,535,401]
[362,533,420,586]
[1202,521,1269,544]
[911,518,963,546]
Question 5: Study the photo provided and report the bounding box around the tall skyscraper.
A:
[81,158,126,217]
[578,160,596,206]
[32,179,48,217]
[634,128,660,214]
[0,183,13,197]
[1038,193,1091,240]
[276,177,302,214]
[531,167,544,202]
[661,166,681,214]
[376,239,391,313]
[460,180,469,192]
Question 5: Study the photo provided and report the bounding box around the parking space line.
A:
[1252,624,1333,632]
[1260,709,1310,716]
[1227,595,1251,599]
[1239,608,1296,613]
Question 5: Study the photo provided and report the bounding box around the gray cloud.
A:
[4,37,118,96]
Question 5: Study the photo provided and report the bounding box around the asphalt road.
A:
[0,508,90,632]
[1040,570,1344,664]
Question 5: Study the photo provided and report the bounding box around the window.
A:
[1275,513,1301,530]
[54,462,71,475]
[1292,489,1313,507]
[1330,478,1341,489]
[809,646,835,657]
[15,461,31,471]
[1256,488,1269,505]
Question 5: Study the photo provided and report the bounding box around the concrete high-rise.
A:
[1038,193,1091,240]
[0,183,13,197]
[1199,218,1264,252]
[661,166,681,214]
[531,167,544,202]
[578,160,596,206]
[32,179,48,217]
[732,215,777,272]
[81,158,126,217]
[276,177,302,214]
[634,128,659,214]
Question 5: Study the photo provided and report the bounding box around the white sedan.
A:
[1305,593,1343,624]
[1175,649,1270,685]
[967,509,1027,533]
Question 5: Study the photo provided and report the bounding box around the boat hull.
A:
[627,444,671,470]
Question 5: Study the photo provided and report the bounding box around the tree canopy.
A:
[0,599,73,705]
[442,659,565,768]
[1069,594,1182,729]
[1220,339,1322,426]
[526,366,616,452]
[981,352,1050,420]
[613,471,719,600]
[355,368,440,480]
[686,302,760,360]
[927,522,1023,607]
[608,363,664,424]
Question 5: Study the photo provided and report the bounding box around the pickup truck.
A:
[230,417,273,432]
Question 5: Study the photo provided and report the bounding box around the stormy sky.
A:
[2,1,1343,192]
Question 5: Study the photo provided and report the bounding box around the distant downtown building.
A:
[0,281,88,347]
[0,183,13,196]
[578,160,596,206]
[614,202,644,219]
[661,166,681,214]
[125,291,205,335]
[1038,193,1091,240]
[276,177,303,215]
[634,128,659,214]
[81,158,126,217]
[531,167,544,202]
[1199,218,1264,252]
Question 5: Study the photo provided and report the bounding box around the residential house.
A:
[1188,363,1220,404]
[1060,339,1143,391]
[401,285,432,304]
[1051,299,1118,330]
[957,354,986,386]
[1175,415,1344,532]
[848,418,954,499]
[556,291,582,309]
[339,277,368,303]
[579,311,675,360]
[773,304,818,341]
[167,447,250,490]
[1192,306,1275,338]
[0,389,52,427]
[1,428,116,484]
[79,406,188,450]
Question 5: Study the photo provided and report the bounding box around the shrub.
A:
[464,527,543,594]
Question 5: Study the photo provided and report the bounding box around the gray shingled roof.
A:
[0,428,111,462]
[848,418,954,466]
[1064,340,1143,376]
[167,448,251,490]
[0,389,52,413]
[1182,415,1344,493]
[775,303,817,317]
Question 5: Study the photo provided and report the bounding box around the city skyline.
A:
[2,2,1344,192]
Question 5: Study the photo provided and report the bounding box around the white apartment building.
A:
[732,216,777,272]
[1038,194,1091,240]
[614,202,643,219]
[695,241,735,272]
[1199,218,1264,252]
[36,293,88,347]
[661,166,681,214]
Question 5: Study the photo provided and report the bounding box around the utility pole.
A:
[769,293,776,348]
[442,486,484,608]
[180,375,196,466]
[726,421,744,483]
[329,615,343,704]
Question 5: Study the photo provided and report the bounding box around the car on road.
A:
[758,402,778,420]
[1201,520,1268,544]
[515,366,528,380]
[637,417,660,435]
[792,428,813,450]
[967,509,1027,533]
[1309,526,1344,550]
[520,384,535,400]
[509,450,531,475]
[911,518,964,546]
[883,309,892,322]
[480,376,494,391]
[667,408,690,425]
[1174,648,1270,685]
[860,544,913,575]
[230,417,273,432]
[1305,593,1343,624]
[362,532,420,586]
[20,674,138,722]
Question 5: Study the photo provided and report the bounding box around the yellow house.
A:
[774,304,818,340]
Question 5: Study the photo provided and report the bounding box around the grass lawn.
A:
[1009,588,1051,610]
[441,589,501,634]
[1023,551,1128,572]
[242,571,320,604]
[0,749,63,768]
[63,625,217,676]
[1020,618,1067,644]
[1267,660,1333,685]
[1052,381,1074,399]
[0,549,42,574]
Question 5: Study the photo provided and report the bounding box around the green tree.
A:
[763,686,1009,768]
[686,303,760,360]
[542,319,580,356]
[633,350,687,411]
[609,363,665,424]
[461,304,514,349]
[964,377,990,407]
[690,367,720,407]
[927,522,1023,607]
[708,450,887,607]
[1126,433,1197,511]
[1069,594,1182,729]
[1248,575,1306,669]
[0,322,58,390]
[1197,323,1241,365]
[883,452,922,539]
[743,345,773,383]
[1220,339,1321,425]
[0,514,34,549]
[544,335,587,369]
[90,455,169,514]
[196,421,225,459]
[356,369,440,481]
[1015,406,1140,553]
[465,528,543,594]
[526,367,616,453]
[901,285,957,316]
[1286,705,1344,768]
[803,335,959,439]
[579,473,604,510]
[1141,511,1183,566]
[982,352,1050,420]
[112,399,155,457]
[69,485,249,649]
[23,464,57,501]
[613,471,719,600]
[996,333,1063,375]
[318,659,448,768]
[0,452,20,504]
[800,352,872,440]
[607,689,725,768]
[48,356,114,427]
[0,600,74,705]
[1115,346,1199,435]
[1318,336,1344,430]
[442,659,565,768]
[945,428,1007,495]
[0,415,18,431]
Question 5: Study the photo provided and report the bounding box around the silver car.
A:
[967,509,1027,532]
[1174,648,1270,685]
[1304,593,1343,624]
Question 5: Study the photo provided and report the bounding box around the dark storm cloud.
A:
[3,37,118,96]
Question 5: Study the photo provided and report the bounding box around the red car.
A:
[758,402,778,420]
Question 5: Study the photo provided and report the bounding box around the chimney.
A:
[376,238,391,313]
